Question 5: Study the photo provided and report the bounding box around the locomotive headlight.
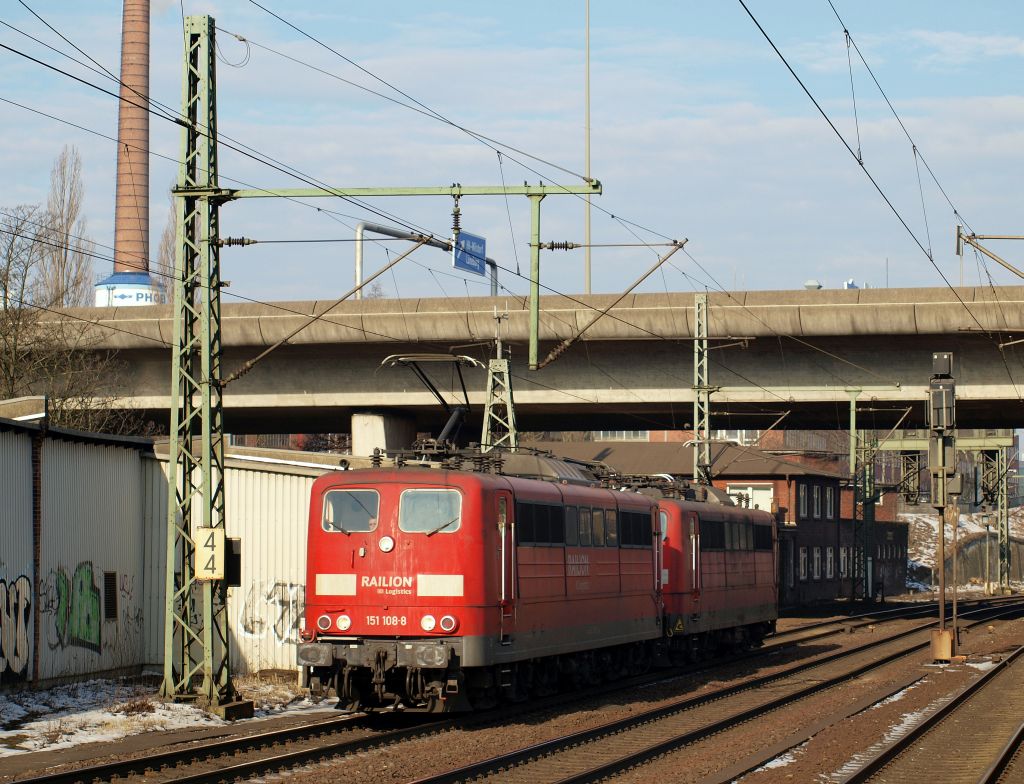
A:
[420,614,436,632]
[439,615,458,633]
[317,614,332,631]
[378,535,395,553]
[336,614,352,631]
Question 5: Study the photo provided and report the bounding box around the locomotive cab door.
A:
[688,512,701,608]
[497,492,515,641]
[681,511,701,619]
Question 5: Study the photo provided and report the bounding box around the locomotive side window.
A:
[700,518,725,549]
[619,511,653,547]
[399,489,462,535]
[565,506,579,546]
[605,510,619,547]
[591,508,606,546]
[514,502,567,545]
[323,489,380,533]
[753,524,773,550]
[578,507,593,546]
[548,506,566,545]
[517,503,536,543]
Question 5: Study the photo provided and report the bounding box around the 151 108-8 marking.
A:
[365,615,408,627]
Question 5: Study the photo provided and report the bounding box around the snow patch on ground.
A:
[824,689,956,782]
[869,681,919,710]
[0,676,332,757]
[751,740,809,774]
[966,659,997,672]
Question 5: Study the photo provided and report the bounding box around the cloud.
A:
[909,30,1024,67]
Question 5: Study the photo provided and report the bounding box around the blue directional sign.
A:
[452,231,487,276]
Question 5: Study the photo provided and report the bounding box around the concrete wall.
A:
[55,288,1024,432]
[944,534,1024,585]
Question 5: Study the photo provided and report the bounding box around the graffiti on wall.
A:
[1,574,31,684]
[39,562,101,653]
[239,581,305,644]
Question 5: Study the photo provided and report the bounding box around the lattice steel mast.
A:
[480,309,517,452]
[161,16,245,715]
[693,293,712,484]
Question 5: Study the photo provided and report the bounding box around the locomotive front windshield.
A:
[399,488,462,535]
[323,489,379,533]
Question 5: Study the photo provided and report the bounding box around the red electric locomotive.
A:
[296,452,777,712]
[656,493,777,660]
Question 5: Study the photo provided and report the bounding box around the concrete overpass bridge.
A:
[65,286,1024,434]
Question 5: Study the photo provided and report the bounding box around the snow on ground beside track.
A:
[0,676,333,757]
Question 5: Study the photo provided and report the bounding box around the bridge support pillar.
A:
[352,412,416,456]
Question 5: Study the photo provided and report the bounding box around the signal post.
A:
[928,352,960,661]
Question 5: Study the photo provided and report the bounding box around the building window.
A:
[813,486,821,519]
[726,483,774,512]
[813,547,822,580]
[713,429,760,446]
[840,546,848,578]
[798,485,808,518]
[826,547,835,579]
[799,547,808,581]
[593,430,649,441]
[825,486,835,519]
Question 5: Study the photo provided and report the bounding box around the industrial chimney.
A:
[96,0,162,306]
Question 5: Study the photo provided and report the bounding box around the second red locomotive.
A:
[296,451,777,711]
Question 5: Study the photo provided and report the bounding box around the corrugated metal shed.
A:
[0,429,33,686]
[142,453,330,673]
[37,439,145,681]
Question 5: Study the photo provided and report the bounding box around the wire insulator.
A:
[541,241,578,251]
[451,196,461,238]
[218,236,256,247]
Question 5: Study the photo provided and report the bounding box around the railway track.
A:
[8,599,1004,784]
[767,595,1019,649]
[405,601,1024,784]
[839,642,1024,783]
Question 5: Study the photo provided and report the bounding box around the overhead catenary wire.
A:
[736,0,1022,401]
[220,10,678,246]
[12,7,1019,418]
[0,37,442,241]
[3,14,785,408]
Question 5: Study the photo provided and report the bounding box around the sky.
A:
[2,1,1023,304]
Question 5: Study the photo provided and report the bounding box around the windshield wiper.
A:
[425,517,458,537]
[326,519,351,536]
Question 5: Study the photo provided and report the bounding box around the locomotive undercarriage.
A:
[664,620,775,666]
[301,620,775,712]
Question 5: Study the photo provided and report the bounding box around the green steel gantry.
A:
[227,186,600,369]
[162,16,599,708]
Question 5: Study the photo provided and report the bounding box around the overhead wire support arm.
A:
[222,238,429,386]
[535,240,686,369]
[225,183,602,200]
[956,226,1024,281]
[226,182,601,367]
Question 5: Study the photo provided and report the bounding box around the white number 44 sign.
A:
[195,526,225,580]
